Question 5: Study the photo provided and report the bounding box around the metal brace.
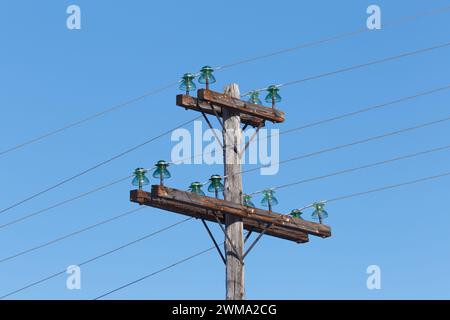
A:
[201,219,226,265]
[210,213,244,264]
[201,111,224,150]
[210,103,225,130]
[240,122,263,157]
[243,223,273,259]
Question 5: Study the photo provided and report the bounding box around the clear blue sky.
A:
[0,0,449,299]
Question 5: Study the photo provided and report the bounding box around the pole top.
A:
[223,83,241,99]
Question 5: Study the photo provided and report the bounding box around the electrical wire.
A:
[0,175,132,229]
[243,40,450,95]
[4,20,450,214]
[324,171,450,204]
[172,83,450,165]
[94,244,220,300]
[0,207,146,264]
[0,82,178,157]
[5,97,450,229]
[248,144,450,195]
[2,5,449,157]
[239,115,450,176]
[95,169,450,299]
[4,165,450,298]
[0,116,201,216]
[6,136,449,248]
[2,5,450,299]
[218,4,450,71]
[0,217,193,299]
[4,113,447,269]
[274,84,450,138]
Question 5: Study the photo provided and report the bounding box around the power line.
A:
[174,83,450,165]
[244,40,450,95]
[0,116,201,216]
[249,144,450,195]
[3,23,449,215]
[0,217,193,299]
[239,115,450,176]
[6,98,449,229]
[276,84,450,138]
[9,101,441,229]
[94,244,219,300]
[2,5,449,157]
[96,169,450,299]
[218,4,450,71]
[4,120,445,259]
[0,82,178,157]
[325,171,450,204]
[0,207,146,264]
[5,165,450,298]
[6,144,449,265]
[0,175,131,229]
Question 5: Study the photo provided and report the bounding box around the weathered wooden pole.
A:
[222,84,245,300]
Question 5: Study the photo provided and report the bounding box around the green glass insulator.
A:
[289,209,303,219]
[152,160,171,179]
[311,202,328,221]
[247,91,262,105]
[207,174,224,193]
[189,182,206,196]
[132,168,150,187]
[261,189,278,207]
[243,194,255,208]
[264,85,282,103]
[179,73,197,93]
[198,66,216,85]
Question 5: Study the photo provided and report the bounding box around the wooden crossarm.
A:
[176,94,265,128]
[197,89,285,123]
[130,186,332,242]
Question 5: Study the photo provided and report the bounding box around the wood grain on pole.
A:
[223,84,245,300]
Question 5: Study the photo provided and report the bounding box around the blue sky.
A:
[0,0,449,299]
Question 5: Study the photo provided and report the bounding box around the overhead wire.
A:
[248,144,450,195]
[0,82,178,157]
[5,97,450,230]
[2,4,450,300]
[0,175,132,229]
[242,40,450,95]
[0,207,146,264]
[0,217,193,299]
[94,167,450,298]
[172,83,450,165]
[94,244,220,300]
[2,5,449,157]
[0,116,201,215]
[4,19,450,214]
[238,115,450,176]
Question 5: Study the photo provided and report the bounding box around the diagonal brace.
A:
[210,104,225,130]
[243,223,273,259]
[201,112,224,150]
[201,219,226,264]
[210,212,244,264]
[240,123,263,157]
[244,230,253,243]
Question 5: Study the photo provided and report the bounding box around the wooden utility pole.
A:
[222,84,244,300]
[131,80,332,300]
